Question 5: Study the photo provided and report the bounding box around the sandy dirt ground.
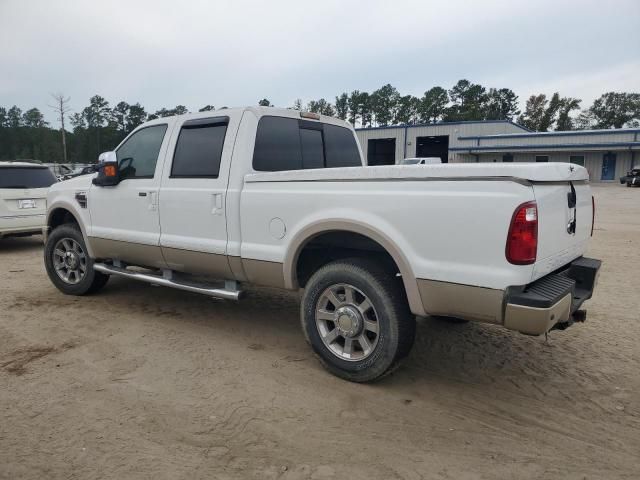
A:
[1,184,638,479]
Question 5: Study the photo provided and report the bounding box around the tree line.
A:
[1,80,638,164]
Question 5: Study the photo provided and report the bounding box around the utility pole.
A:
[49,93,71,163]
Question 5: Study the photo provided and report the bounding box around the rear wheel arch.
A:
[285,221,426,317]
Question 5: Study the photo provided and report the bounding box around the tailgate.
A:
[531,181,592,281]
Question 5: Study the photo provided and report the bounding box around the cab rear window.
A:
[252,116,361,171]
[0,167,57,188]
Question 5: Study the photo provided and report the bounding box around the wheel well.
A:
[48,208,79,230]
[295,231,402,288]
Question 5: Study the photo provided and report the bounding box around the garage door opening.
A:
[415,135,449,163]
[367,138,396,166]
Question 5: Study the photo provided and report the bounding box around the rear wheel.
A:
[301,258,415,382]
[44,224,109,295]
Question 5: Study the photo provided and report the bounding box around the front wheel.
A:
[301,258,415,382]
[44,224,109,295]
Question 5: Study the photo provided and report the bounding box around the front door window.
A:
[116,125,168,180]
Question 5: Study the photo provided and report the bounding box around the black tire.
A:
[44,224,109,295]
[301,258,415,382]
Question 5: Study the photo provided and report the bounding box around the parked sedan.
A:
[0,162,58,239]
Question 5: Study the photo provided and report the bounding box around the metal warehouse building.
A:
[356,121,639,182]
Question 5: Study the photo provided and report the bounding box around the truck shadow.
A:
[98,277,592,394]
[384,314,604,399]
[0,236,44,254]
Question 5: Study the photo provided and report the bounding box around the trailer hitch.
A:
[550,309,587,332]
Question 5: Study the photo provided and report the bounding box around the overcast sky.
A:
[1,0,638,122]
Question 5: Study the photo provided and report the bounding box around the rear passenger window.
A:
[253,116,362,171]
[171,118,228,177]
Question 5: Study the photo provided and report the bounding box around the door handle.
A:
[211,193,223,215]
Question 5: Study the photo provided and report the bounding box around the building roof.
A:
[458,128,640,141]
[452,126,640,153]
[355,119,531,132]
[450,142,640,153]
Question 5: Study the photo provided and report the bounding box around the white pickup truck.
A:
[44,107,601,382]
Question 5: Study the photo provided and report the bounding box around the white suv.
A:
[0,162,57,239]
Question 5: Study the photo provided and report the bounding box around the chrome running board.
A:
[93,263,243,301]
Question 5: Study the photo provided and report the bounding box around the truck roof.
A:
[143,106,352,129]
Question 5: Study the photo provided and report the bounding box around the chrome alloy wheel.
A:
[315,283,380,361]
[52,237,87,285]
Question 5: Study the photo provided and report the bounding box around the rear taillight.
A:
[506,201,538,265]
[591,195,595,236]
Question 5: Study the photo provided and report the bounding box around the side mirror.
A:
[92,151,120,187]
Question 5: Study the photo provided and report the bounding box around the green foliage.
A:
[445,80,487,121]
[7,106,23,128]
[1,85,637,164]
[359,92,372,127]
[306,98,335,116]
[555,98,581,131]
[519,93,583,131]
[370,84,400,126]
[346,90,374,127]
[148,105,189,120]
[127,103,147,132]
[418,87,448,123]
[347,90,362,125]
[518,94,547,131]
[589,92,640,129]
[395,95,420,125]
[1,96,148,163]
[22,108,47,128]
[484,88,520,121]
[334,93,348,120]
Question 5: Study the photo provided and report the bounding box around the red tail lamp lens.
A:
[506,201,538,265]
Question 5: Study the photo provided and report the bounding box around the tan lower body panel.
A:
[228,255,248,282]
[417,278,505,324]
[162,247,233,278]
[241,258,285,289]
[89,237,286,289]
[504,294,571,335]
[89,237,167,270]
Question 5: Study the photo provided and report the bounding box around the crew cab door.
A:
[158,115,235,278]
[89,122,172,268]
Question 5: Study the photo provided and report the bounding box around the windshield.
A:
[0,167,58,188]
[403,159,421,165]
